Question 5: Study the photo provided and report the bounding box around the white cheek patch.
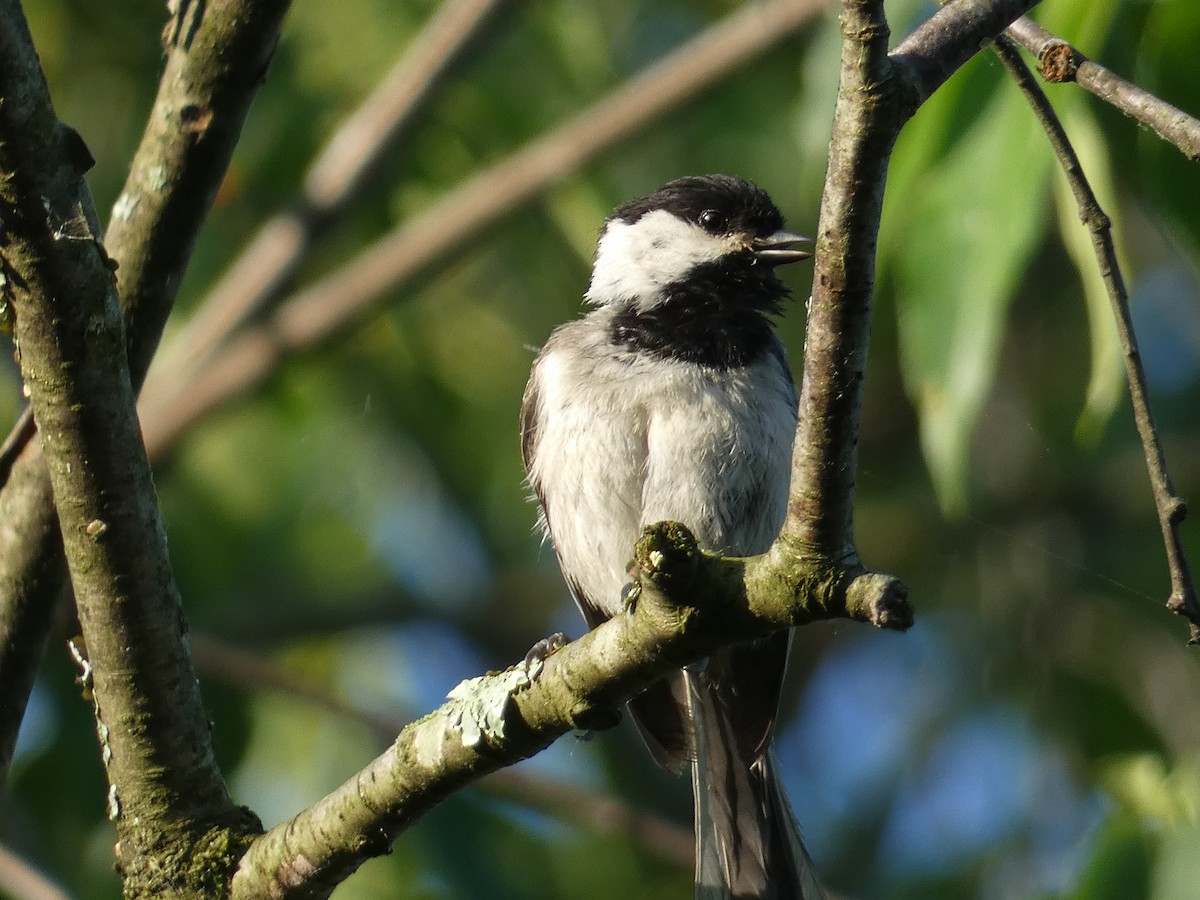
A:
[585,210,738,308]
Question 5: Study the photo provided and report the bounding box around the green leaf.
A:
[886,75,1053,514]
[1151,820,1200,900]
[1067,810,1154,900]
[1137,0,1200,264]
[1102,753,1200,825]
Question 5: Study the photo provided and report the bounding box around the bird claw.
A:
[620,580,641,612]
[523,632,568,678]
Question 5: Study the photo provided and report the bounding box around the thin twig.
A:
[991,35,1199,643]
[1006,16,1200,163]
[153,0,509,391]
[189,633,696,868]
[137,0,826,458]
[0,405,33,488]
[486,770,695,868]
[191,633,402,735]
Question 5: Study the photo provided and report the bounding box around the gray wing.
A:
[520,350,610,629]
[518,355,542,480]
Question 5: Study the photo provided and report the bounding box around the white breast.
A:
[527,310,797,619]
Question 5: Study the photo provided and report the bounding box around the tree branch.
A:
[784,0,1040,554]
[0,841,71,900]
[890,0,1043,109]
[1005,16,1200,163]
[0,424,63,784]
[0,0,291,786]
[0,1,263,889]
[229,522,910,898]
[990,35,1199,642]
[189,632,697,869]
[137,0,827,459]
[152,0,509,394]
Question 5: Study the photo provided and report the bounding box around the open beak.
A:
[753,229,813,266]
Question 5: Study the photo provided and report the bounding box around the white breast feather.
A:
[530,313,796,619]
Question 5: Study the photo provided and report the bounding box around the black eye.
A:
[697,209,726,234]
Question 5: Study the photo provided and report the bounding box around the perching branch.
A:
[0,0,292,785]
[0,409,62,785]
[1005,16,1200,163]
[990,36,1200,642]
[0,0,256,891]
[229,522,910,898]
[137,0,827,458]
[152,0,510,394]
[189,632,697,869]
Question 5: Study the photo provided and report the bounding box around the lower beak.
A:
[754,229,813,266]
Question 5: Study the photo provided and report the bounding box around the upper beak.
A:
[753,229,813,266]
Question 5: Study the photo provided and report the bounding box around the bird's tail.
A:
[689,674,822,900]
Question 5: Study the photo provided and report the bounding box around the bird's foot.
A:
[522,631,568,679]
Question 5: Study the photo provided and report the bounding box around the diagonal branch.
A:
[153,0,510,393]
[0,410,62,785]
[189,632,697,868]
[229,521,909,898]
[1005,16,1200,163]
[990,35,1199,642]
[0,840,71,900]
[0,0,292,785]
[137,0,827,459]
[889,0,1043,110]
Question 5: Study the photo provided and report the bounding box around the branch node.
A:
[630,521,702,608]
[1037,39,1078,83]
[1167,496,1188,527]
[844,571,914,630]
[1167,592,1200,645]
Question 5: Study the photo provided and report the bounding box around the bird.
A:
[520,174,820,899]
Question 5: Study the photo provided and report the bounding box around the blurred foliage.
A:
[3,1,1200,899]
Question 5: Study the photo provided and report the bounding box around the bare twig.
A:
[153,0,509,391]
[189,633,696,868]
[991,35,1199,642]
[486,770,695,868]
[1006,16,1200,163]
[190,633,402,735]
[0,0,293,785]
[138,0,827,458]
[0,405,33,489]
[0,435,64,785]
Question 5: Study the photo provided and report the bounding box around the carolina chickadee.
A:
[521,175,819,898]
